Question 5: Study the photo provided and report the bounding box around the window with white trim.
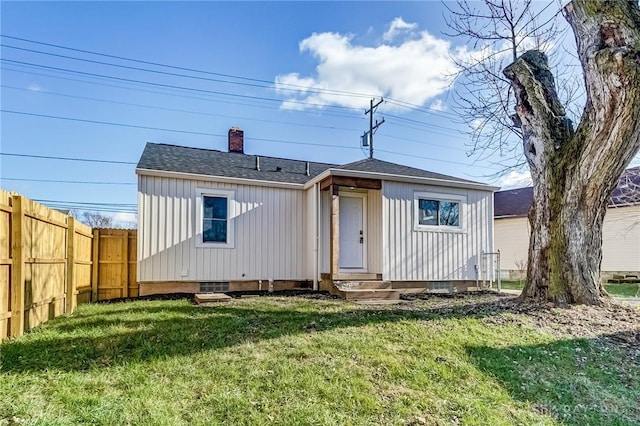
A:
[414,192,465,230]
[196,189,235,248]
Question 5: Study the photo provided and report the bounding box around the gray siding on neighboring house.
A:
[602,205,640,272]
[495,204,640,274]
[382,181,493,281]
[138,175,306,282]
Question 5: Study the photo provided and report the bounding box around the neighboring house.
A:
[494,167,640,281]
[136,127,498,296]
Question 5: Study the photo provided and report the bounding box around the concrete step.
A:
[194,293,232,306]
[341,288,400,301]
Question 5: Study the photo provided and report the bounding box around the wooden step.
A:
[332,273,380,281]
[194,293,232,306]
[351,281,391,290]
[341,289,400,301]
[336,281,390,290]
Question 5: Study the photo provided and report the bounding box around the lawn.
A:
[1,295,639,425]
[500,280,640,297]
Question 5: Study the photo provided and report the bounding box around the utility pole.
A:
[363,98,385,159]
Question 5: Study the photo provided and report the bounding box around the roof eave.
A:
[136,168,306,189]
[303,168,498,191]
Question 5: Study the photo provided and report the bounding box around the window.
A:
[203,196,228,243]
[196,188,235,248]
[414,192,465,231]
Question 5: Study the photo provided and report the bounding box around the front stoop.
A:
[333,281,400,301]
[341,288,401,301]
[194,293,232,306]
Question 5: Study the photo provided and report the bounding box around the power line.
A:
[1,66,364,120]
[383,112,461,133]
[1,58,358,110]
[2,109,226,137]
[34,199,136,206]
[376,148,501,170]
[381,132,468,152]
[0,152,137,165]
[384,98,460,120]
[1,109,363,151]
[1,43,374,100]
[1,85,362,133]
[1,34,470,120]
[1,34,380,99]
[1,111,492,168]
[2,177,136,185]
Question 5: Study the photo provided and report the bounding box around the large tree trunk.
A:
[503,0,640,305]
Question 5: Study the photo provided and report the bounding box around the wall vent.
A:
[200,282,229,293]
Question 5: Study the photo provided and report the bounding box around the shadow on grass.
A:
[466,331,640,425]
[1,296,522,373]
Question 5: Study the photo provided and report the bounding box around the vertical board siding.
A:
[382,181,492,281]
[138,176,307,282]
[367,189,383,274]
[303,187,315,279]
[320,190,330,274]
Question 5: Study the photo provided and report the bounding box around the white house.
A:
[136,128,498,296]
[494,168,640,282]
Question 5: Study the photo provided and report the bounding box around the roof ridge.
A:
[145,142,337,167]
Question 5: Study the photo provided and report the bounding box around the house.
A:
[135,127,498,297]
[494,167,640,281]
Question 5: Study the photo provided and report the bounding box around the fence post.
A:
[122,230,129,298]
[10,195,25,337]
[66,217,76,313]
[91,229,99,302]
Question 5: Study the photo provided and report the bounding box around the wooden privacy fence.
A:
[92,229,137,301]
[0,190,137,340]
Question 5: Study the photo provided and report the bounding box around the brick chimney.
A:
[228,127,244,153]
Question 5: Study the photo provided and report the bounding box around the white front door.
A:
[339,194,367,270]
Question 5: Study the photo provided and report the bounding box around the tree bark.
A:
[503,0,640,305]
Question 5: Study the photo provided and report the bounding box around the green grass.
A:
[1,296,639,425]
[500,280,640,297]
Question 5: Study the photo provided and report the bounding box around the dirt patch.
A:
[403,291,640,361]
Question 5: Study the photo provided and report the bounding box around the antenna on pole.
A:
[363,98,385,159]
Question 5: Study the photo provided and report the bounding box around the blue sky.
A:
[1,1,623,225]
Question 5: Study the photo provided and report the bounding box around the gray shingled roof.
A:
[137,143,335,184]
[137,142,484,186]
[495,167,640,218]
[494,187,534,218]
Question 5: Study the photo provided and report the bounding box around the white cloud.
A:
[382,17,418,43]
[429,99,446,111]
[112,212,137,227]
[27,83,43,92]
[275,21,458,111]
[497,170,532,189]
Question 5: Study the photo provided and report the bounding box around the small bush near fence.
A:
[0,189,136,340]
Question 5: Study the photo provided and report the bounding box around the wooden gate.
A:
[92,229,137,301]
